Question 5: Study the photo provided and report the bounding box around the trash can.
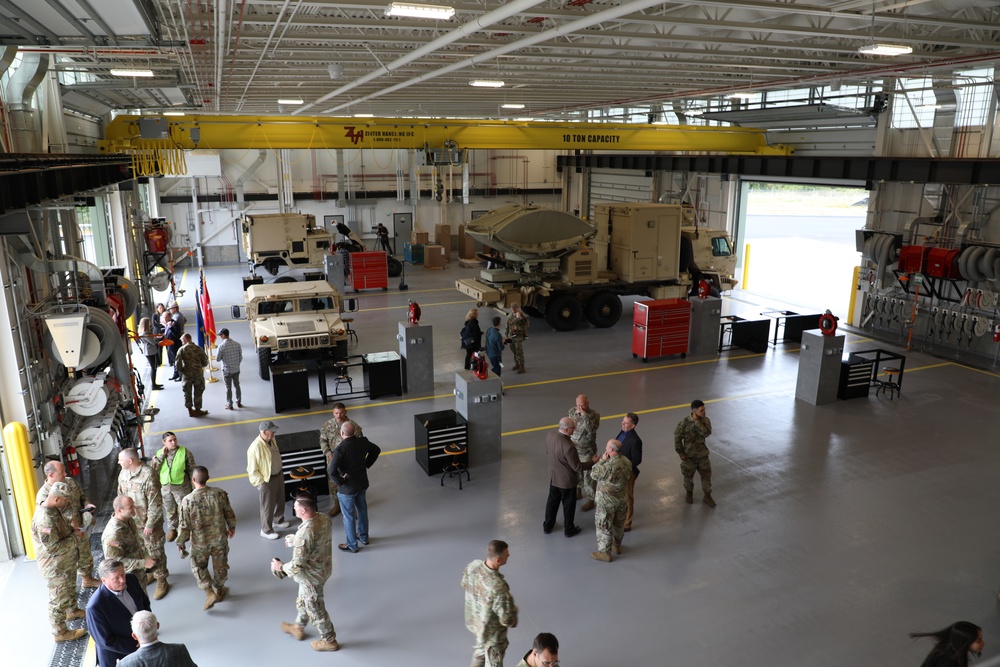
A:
[270,363,310,413]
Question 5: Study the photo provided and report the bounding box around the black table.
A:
[848,348,907,395]
[270,363,310,413]
[719,316,770,354]
[760,310,824,346]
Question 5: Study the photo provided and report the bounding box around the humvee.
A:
[237,281,349,380]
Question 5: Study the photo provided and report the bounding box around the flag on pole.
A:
[199,271,217,347]
[195,286,205,348]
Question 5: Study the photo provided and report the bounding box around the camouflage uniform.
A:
[118,463,168,582]
[101,516,148,578]
[569,406,600,502]
[505,311,529,372]
[318,418,363,512]
[175,342,209,411]
[177,486,237,593]
[31,504,78,633]
[462,560,518,667]
[280,513,336,642]
[151,446,195,532]
[674,415,713,494]
[36,477,94,580]
[590,454,633,555]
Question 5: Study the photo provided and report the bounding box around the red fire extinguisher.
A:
[993,323,1000,343]
[64,446,81,476]
[145,227,169,254]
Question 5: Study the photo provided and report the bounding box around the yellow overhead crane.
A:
[100,114,791,176]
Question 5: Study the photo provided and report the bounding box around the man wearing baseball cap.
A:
[247,421,289,540]
[32,481,88,642]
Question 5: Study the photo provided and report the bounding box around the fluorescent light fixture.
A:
[277,98,304,105]
[501,103,525,109]
[727,92,754,100]
[513,117,533,122]
[354,113,374,117]
[684,109,705,116]
[470,80,504,88]
[110,68,154,77]
[385,2,455,19]
[858,43,912,56]
[162,111,186,116]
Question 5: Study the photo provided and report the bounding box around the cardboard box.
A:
[459,233,477,260]
[434,224,451,261]
[412,231,429,244]
[424,244,446,268]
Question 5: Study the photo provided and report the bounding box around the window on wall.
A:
[76,206,97,264]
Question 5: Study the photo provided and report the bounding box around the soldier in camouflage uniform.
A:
[271,493,339,652]
[31,481,87,642]
[175,333,209,417]
[317,402,363,517]
[177,466,236,610]
[102,495,156,579]
[151,431,195,542]
[36,460,101,588]
[505,304,529,374]
[118,448,171,599]
[674,399,716,507]
[462,539,518,667]
[515,633,559,667]
[589,439,633,562]
[568,394,600,511]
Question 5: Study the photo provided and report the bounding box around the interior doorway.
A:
[737,182,866,318]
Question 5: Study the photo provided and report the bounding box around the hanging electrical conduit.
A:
[861,232,1000,343]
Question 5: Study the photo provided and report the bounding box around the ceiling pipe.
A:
[236,0,293,110]
[317,0,679,115]
[293,0,550,115]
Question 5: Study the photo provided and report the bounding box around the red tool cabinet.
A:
[350,251,388,291]
[632,298,690,362]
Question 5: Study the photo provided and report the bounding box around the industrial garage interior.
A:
[0,1,999,666]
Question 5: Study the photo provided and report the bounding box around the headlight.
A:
[278,339,289,349]
[320,335,330,344]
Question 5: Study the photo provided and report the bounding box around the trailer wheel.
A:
[545,294,583,331]
[258,348,272,381]
[387,257,403,277]
[585,292,622,328]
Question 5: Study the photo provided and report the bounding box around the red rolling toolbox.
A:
[632,298,690,362]
[350,251,388,291]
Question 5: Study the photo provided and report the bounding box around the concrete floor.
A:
[4,259,1000,667]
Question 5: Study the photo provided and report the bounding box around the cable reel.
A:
[818,311,838,336]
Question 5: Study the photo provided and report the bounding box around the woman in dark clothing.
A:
[163,313,183,380]
[136,317,164,390]
[910,621,984,667]
[461,308,483,370]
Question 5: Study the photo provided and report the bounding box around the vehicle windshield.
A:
[298,297,335,311]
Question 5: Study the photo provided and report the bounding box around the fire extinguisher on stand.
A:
[64,445,81,477]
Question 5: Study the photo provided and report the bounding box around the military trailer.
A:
[237,281,349,380]
[455,203,736,331]
[241,212,332,282]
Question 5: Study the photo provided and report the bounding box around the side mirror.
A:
[231,305,242,319]
[344,298,360,313]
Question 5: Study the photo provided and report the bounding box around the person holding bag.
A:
[461,308,483,371]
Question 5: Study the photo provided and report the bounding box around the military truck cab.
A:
[242,212,332,282]
[238,281,349,380]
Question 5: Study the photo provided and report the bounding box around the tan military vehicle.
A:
[456,203,737,331]
[238,281,349,380]
[242,212,331,282]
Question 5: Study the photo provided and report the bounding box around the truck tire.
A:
[258,348,272,381]
[263,258,284,276]
[387,257,403,277]
[545,294,583,331]
[585,292,622,328]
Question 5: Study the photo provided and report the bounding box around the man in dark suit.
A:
[116,611,198,667]
[86,559,151,666]
[543,417,595,537]
[617,412,643,532]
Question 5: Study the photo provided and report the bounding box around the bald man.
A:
[543,417,596,538]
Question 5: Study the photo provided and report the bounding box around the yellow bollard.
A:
[3,422,39,559]
[847,266,861,326]
[741,243,752,291]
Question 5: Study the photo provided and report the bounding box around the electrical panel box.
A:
[926,248,961,279]
[898,245,928,274]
